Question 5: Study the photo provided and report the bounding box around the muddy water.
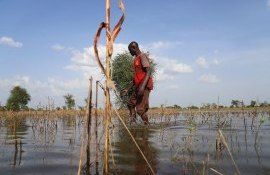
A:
[0,113,270,175]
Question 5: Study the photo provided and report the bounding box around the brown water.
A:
[0,113,270,175]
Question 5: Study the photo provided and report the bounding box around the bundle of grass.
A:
[112,52,156,108]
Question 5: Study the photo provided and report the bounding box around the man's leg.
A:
[127,92,137,123]
[136,89,150,125]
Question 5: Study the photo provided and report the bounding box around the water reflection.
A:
[113,126,158,175]
[0,112,269,175]
[2,117,27,167]
[0,116,81,175]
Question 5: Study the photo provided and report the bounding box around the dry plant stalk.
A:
[210,168,224,175]
[218,129,241,175]
[95,80,99,173]
[77,77,93,175]
[86,77,93,174]
[93,0,125,174]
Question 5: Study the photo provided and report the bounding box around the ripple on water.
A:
[0,114,270,175]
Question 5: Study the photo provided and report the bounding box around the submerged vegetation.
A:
[1,107,270,175]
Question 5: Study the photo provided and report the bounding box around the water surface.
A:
[0,112,270,175]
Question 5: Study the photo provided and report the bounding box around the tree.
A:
[211,103,218,109]
[231,100,244,108]
[202,103,211,109]
[250,100,256,107]
[260,101,268,107]
[173,104,181,109]
[231,100,238,107]
[6,86,31,111]
[63,94,75,109]
[0,105,6,111]
[0,101,4,111]
[188,105,199,109]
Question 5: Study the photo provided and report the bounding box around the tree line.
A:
[1,86,269,111]
[0,86,78,111]
[163,99,269,110]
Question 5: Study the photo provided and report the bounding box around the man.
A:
[123,41,153,125]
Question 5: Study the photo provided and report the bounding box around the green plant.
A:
[6,86,31,111]
[63,94,75,109]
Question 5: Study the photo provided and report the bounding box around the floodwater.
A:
[0,112,270,175]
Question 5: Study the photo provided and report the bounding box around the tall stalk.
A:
[95,81,99,174]
[86,77,93,174]
[93,0,125,174]
[103,1,111,173]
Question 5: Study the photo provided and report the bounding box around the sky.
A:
[0,0,270,108]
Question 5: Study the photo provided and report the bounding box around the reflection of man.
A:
[115,127,157,174]
[123,41,153,125]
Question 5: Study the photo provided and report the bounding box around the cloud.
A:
[0,75,91,107]
[63,42,193,86]
[151,55,193,82]
[0,75,87,95]
[196,57,208,68]
[0,75,30,88]
[0,36,23,48]
[167,59,193,73]
[199,74,219,83]
[196,57,220,68]
[51,44,65,51]
[0,41,194,106]
[64,43,128,81]
[213,59,220,65]
[69,43,127,68]
[137,50,194,83]
[168,85,179,89]
[268,0,270,7]
[155,68,174,82]
[63,43,192,87]
[146,41,182,50]
[47,77,87,94]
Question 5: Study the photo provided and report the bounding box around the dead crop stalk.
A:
[95,80,99,174]
[86,77,93,174]
[93,0,125,174]
[218,129,241,175]
[77,77,93,175]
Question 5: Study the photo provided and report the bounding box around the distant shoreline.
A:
[0,106,269,118]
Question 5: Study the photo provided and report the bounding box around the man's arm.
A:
[137,67,150,96]
[137,53,151,96]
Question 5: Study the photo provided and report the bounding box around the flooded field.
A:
[0,111,270,175]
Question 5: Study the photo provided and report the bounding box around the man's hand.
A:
[120,81,134,96]
[121,89,128,96]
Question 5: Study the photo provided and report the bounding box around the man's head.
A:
[128,41,139,56]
